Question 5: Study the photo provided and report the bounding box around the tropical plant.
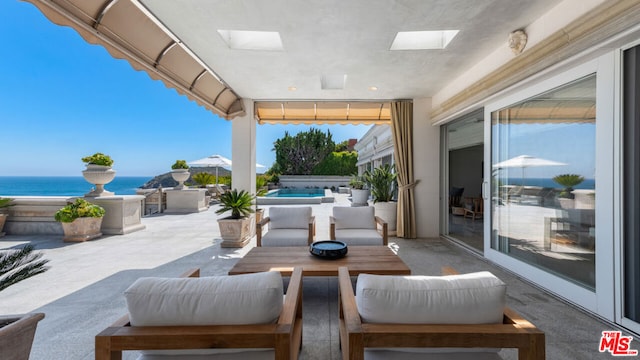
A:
[349,174,366,190]
[363,164,398,203]
[81,152,114,167]
[0,244,49,292]
[256,175,269,196]
[171,159,189,170]
[192,172,216,187]
[552,174,585,199]
[216,189,255,219]
[0,198,13,210]
[54,198,106,223]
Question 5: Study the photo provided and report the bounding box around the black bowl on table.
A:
[309,241,348,259]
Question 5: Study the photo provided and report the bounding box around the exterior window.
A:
[491,74,596,290]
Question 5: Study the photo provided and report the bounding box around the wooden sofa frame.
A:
[95,267,304,360]
[338,266,545,360]
[256,216,316,247]
[329,216,388,245]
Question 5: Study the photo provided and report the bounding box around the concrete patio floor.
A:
[0,193,631,359]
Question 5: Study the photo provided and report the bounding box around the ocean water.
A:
[0,176,152,196]
[502,177,595,189]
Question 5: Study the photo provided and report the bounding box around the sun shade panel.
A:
[23,0,244,120]
[255,101,392,125]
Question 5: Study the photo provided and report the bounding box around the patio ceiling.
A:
[23,0,562,122]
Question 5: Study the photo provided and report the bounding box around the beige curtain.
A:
[390,101,418,238]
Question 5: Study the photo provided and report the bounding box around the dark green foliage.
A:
[81,152,113,167]
[363,164,398,203]
[216,189,255,219]
[0,198,13,209]
[192,172,216,187]
[171,160,189,169]
[334,140,350,152]
[313,151,358,176]
[54,198,106,223]
[552,174,585,198]
[0,244,49,292]
[271,128,335,175]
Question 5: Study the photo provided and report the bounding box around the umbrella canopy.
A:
[493,155,567,186]
[493,155,567,169]
[189,155,233,184]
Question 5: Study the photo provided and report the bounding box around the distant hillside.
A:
[140,168,232,189]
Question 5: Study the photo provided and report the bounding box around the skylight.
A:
[321,74,347,90]
[217,30,283,51]
[390,30,459,50]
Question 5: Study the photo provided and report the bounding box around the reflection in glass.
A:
[491,74,596,290]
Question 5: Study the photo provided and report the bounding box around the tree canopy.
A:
[271,128,336,175]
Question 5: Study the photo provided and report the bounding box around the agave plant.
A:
[0,244,49,291]
[363,164,398,203]
[215,189,255,219]
[552,174,585,199]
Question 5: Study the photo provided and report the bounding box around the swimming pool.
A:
[264,188,325,198]
[257,188,334,204]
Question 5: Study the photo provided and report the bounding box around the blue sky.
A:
[0,1,371,177]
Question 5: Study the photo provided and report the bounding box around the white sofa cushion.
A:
[261,229,310,246]
[333,206,376,230]
[335,229,383,245]
[269,206,312,229]
[125,271,283,326]
[356,271,506,324]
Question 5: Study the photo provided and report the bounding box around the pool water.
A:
[265,188,325,197]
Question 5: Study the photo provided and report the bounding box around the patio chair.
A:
[95,267,304,360]
[338,266,545,360]
[257,206,315,246]
[463,197,483,220]
[330,206,388,245]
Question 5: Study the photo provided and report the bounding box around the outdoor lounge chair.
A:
[330,206,388,245]
[257,206,315,246]
[338,266,545,360]
[95,267,303,360]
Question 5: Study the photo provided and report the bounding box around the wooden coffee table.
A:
[228,246,411,276]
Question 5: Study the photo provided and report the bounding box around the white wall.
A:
[413,98,440,238]
[231,99,256,194]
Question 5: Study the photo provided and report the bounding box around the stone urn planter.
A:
[82,164,116,197]
[373,201,397,232]
[60,217,103,242]
[0,313,45,360]
[171,169,190,189]
[218,215,254,248]
[351,189,370,206]
[55,198,105,242]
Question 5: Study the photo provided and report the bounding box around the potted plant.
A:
[170,160,190,190]
[553,174,585,209]
[215,189,255,248]
[81,152,116,197]
[0,198,13,237]
[363,164,398,231]
[349,174,369,206]
[54,198,105,242]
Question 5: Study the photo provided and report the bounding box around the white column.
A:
[412,98,440,238]
[231,99,257,194]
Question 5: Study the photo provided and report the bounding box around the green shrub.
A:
[54,198,105,223]
[363,164,397,203]
[216,189,255,219]
[171,160,189,170]
[192,172,215,187]
[312,151,358,176]
[81,152,113,167]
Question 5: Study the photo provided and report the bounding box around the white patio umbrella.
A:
[493,155,567,186]
[188,154,232,184]
[189,155,267,184]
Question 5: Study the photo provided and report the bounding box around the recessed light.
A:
[288,86,297,91]
[368,86,378,91]
[390,30,459,50]
[217,30,283,51]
